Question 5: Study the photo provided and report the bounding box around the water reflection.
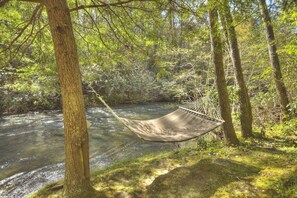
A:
[0,103,176,198]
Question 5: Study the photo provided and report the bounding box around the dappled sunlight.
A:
[147,158,260,198]
[28,134,297,197]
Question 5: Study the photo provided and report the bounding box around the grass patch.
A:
[30,122,297,198]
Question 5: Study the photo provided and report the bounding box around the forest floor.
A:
[30,121,297,198]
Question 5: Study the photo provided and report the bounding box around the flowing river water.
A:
[0,103,177,198]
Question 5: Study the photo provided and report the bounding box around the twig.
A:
[0,4,43,54]
[69,0,156,12]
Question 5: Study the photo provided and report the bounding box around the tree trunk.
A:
[44,0,94,197]
[259,0,290,116]
[221,0,253,138]
[169,0,177,46]
[208,6,239,146]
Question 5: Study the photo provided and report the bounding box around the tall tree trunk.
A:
[221,0,253,138]
[44,0,94,197]
[208,6,239,146]
[169,0,177,46]
[259,0,290,116]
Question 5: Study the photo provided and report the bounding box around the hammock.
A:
[90,87,224,142]
[120,107,224,142]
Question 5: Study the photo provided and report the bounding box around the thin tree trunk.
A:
[259,0,289,116]
[221,0,253,138]
[44,0,95,197]
[208,6,239,146]
[169,0,177,46]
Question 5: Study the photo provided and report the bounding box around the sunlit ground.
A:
[30,119,297,198]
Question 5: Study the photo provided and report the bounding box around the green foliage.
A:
[287,101,297,116]
[0,0,296,116]
[272,118,297,136]
[277,8,297,102]
[9,63,58,93]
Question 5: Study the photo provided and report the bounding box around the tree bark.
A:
[208,6,239,146]
[44,0,94,197]
[259,0,290,116]
[221,0,253,138]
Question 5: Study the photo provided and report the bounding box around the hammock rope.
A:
[98,139,140,159]
[89,85,122,123]
[89,85,224,142]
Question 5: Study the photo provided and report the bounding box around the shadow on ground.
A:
[146,158,260,198]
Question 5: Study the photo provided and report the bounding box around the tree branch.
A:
[0,5,43,54]
[0,0,10,7]
[78,7,114,51]
[69,0,156,12]
[18,0,44,4]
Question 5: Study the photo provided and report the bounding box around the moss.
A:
[147,158,260,198]
[28,180,63,198]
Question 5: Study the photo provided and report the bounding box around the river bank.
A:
[30,123,297,198]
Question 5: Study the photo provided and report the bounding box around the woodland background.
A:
[0,0,296,124]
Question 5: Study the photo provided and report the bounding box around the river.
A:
[0,103,177,198]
